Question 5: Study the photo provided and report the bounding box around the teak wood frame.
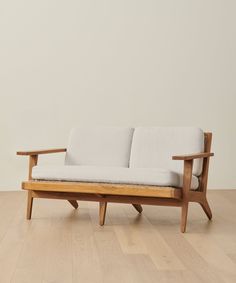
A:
[17,133,214,232]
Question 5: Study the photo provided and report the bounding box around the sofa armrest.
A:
[17,148,66,180]
[17,148,67,156]
[172,152,214,161]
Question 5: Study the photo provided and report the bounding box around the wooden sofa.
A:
[17,127,214,232]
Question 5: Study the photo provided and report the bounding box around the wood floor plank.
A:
[113,224,147,254]
[11,220,51,283]
[0,196,29,283]
[41,219,74,283]
[123,204,185,270]
[93,230,141,283]
[156,230,229,283]
[0,192,25,243]
[70,205,103,283]
[0,190,235,283]
[11,199,75,283]
[228,254,236,264]
[184,233,236,274]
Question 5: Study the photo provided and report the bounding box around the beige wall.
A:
[0,1,235,191]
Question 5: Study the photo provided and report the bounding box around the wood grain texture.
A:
[0,190,235,283]
[176,133,213,233]
[172,152,214,160]
[199,133,213,193]
[26,191,33,220]
[31,190,183,206]
[17,148,66,155]
[99,202,107,226]
[181,160,193,233]
[22,181,182,199]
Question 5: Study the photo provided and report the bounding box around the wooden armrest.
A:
[17,148,67,156]
[172,152,214,161]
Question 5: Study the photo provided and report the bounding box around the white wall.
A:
[0,0,235,191]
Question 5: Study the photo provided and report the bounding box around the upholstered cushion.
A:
[32,165,199,190]
[65,127,134,167]
[130,127,204,176]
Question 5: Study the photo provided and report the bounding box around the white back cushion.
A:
[65,127,134,167]
[130,127,204,176]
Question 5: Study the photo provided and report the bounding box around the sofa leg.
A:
[200,199,212,220]
[26,191,34,220]
[181,202,189,233]
[132,204,143,213]
[99,202,107,226]
[67,200,79,209]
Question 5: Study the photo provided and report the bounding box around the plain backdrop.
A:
[0,0,235,191]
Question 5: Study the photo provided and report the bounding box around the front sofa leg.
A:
[181,202,189,233]
[67,200,79,209]
[26,191,34,220]
[99,202,107,226]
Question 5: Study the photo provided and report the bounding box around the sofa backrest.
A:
[65,127,134,167]
[130,127,204,176]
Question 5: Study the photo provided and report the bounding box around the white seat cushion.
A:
[65,127,134,167]
[32,165,199,190]
[130,127,204,176]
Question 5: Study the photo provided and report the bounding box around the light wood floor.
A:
[0,190,236,283]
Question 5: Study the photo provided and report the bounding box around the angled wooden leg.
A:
[132,204,143,213]
[200,199,212,220]
[67,200,78,209]
[26,191,34,220]
[99,202,107,226]
[181,202,189,233]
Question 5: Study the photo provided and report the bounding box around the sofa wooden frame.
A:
[17,133,214,232]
